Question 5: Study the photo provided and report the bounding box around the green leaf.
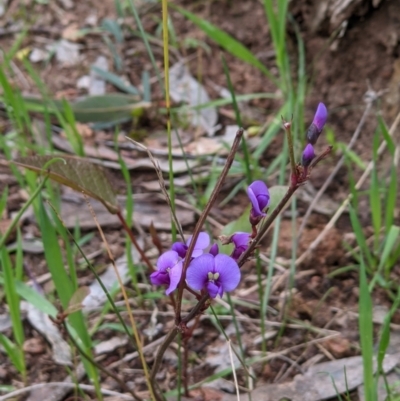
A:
[22,94,146,123]
[338,143,366,169]
[268,185,288,213]
[101,18,124,43]
[359,257,376,401]
[71,94,145,123]
[222,204,252,237]
[14,280,58,317]
[91,66,139,95]
[175,5,278,86]
[65,286,90,315]
[0,334,24,374]
[14,155,118,214]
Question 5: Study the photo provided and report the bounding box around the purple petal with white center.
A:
[157,250,180,272]
[313,103,328,131]
[186,254,214,291]
[301,143,315,167]
[166,260,183,295]
[213,254,241,292]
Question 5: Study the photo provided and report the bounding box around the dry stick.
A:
[126,139,185,241]
[150,129,244,380]
[296,110,400,266]
[85,198,159,401]
[298,99,373,239]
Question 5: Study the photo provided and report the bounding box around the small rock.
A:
[89,56,108,95]
[30,48,48,63]
[53,39,80,66]
[77,75,90,89]
[85,14,98,27]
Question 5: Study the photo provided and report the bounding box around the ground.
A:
[0,0,399,400]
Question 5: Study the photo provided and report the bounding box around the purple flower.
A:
[301,143,315,167]
[150,250,183,295]
[172,232,210,259]
[209,243,219,256]
[231,232,251,260]
[306,103,327,145]
[186,254,241,298]
[247,180,270,225]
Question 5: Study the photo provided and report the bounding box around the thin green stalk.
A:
[161,0,177,242]
[359,255,376,401]
[222,56,252,183]
[0,176,47,249]
[127,0,163,91]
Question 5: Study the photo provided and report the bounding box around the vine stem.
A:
[174,129,244,324]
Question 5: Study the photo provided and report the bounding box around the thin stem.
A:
[117,211,154,272]
[150,293,209,380]
[151,327,179,380]
[282,118,296,176]
[174,129,244,324]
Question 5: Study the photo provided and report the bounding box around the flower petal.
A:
[247,187,262,216]
[187,232,210,250]
[186,253,214,291]
[207,281,220,298]
[150,271,169,286]
[247,181,270,216]
[166,261,183,295]
[214,254,241,292]
[231,232,251,248]
[171,242,187,258]
[301,143,315,167]
[313,102,327,131]
[157,250,180,272]
[209,243,219,256]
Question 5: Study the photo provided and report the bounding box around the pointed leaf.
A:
[65,286,90,315]
[71,94,145,123]
[175,5,277,85]
[13,155,118,213]
[91,66,139,95]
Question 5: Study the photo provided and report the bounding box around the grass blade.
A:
[175,5,279,87]
[359,256,376,401]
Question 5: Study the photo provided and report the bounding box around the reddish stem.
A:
[117,210,154,273]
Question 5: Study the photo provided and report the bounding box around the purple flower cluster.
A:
[150,179,271,299]
[150,232,241,299]
[301,103,327,167]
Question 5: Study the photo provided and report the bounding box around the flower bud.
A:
[301,143,315,167]
[306,102,327,145]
